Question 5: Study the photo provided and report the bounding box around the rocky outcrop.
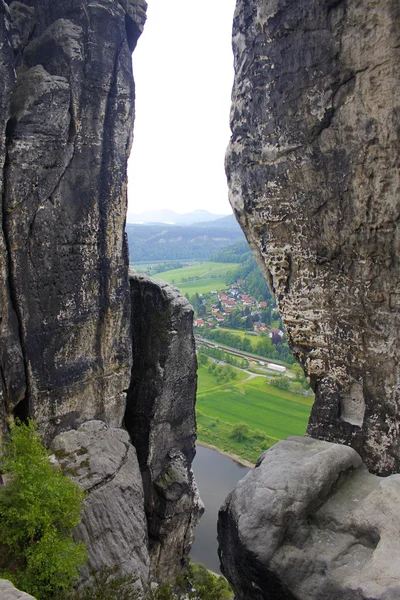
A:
[126,272,204,581]
[0,580,35,600]
[0,0,147,441]
[219,436,400,600]
[51,421,150,588]
[0,1,26,447]
[1,0,202,588]
[227,0,400,475]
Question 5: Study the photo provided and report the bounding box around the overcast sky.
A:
[127,0,237,218]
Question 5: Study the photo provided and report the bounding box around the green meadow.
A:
[151,262,239,295]
[196,365,313,463]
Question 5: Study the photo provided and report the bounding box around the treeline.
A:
[126,223,244,262]
[209,241,252,263]
[229,255,275,306]
[198,346,248,369]
[199,328,296,365]
[210,243,275,306]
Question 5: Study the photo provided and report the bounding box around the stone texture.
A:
[1,0,147,440]
[218,436,400,600]
[227,0,400,474]
[0,1,26,446]
[126,272,204,582]
[51,420,150,587]
[0,580,35,599]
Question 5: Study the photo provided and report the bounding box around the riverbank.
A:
[196,440,255,468]
[196,410,273,464]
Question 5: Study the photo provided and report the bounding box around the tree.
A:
[270,376,290,390]
[290,382,304,395]
[0,420,87,599]
[231,423,250,442]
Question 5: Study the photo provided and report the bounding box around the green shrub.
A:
[63,563,231,600]
[269,375,290,390]
[0,420,87,599]
[60,566,141,600]
[188,563,232,600]
[230,422,249,442]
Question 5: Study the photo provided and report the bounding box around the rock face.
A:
[0,0,146,441]
[219,437,400,600]
[51,421,150,587]
[126,272,204,581]
[227,0,400,475]
[0,1,26,447]
[0,0,202,587]
[0,580,35,600]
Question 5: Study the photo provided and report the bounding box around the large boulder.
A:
[126,273,204,581]
[51,420,151,587]
[0,580,35,599]
[227,0,400,475]
[218,437,400,600]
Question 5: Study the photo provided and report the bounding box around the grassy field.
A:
[196,365,313,462]
[197,413,275,465]
[151,262,239,295]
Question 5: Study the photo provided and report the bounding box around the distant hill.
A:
[195,214,240,230]
[126,221,246,262]
[126,208,230,225]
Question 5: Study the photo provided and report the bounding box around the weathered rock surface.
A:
[0,0,147,441]
[0,0,203,589]
[126,272,204,581]
[0,1,26,447]
[218,436,400,600]
[0,580,35,599]
[51,420,150,587]
[227,0,400,474]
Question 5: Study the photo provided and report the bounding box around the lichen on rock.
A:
[126,272,204,582]
[51,420,151,588]
[226,0,400,476]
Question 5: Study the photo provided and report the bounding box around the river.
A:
[191,444,251,574]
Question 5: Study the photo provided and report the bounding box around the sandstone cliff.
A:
[226,0,400,476]
[0,0,201,586]
[0,0,147,441]
[219,1,400,598]
[126,272,203,581]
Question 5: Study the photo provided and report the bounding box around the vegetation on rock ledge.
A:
[0,420,87,599]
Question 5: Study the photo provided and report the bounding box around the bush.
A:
[60,567,141,600]
[63,563,232,600]
[188,563,232,600]
[0,420,87,599]
[231,422,249,442]
[269,376,290,390]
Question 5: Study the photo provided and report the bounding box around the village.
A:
[192,280,285,344]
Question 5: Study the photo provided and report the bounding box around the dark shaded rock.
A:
[1,0,146,439]
[218,437,400,600]
[126,272,203,581]
[8,1,35,55]
[227,0,400,475]
[51,420,150,588]
[0,0,26,444]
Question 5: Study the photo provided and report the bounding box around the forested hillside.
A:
[126,219,245,262]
